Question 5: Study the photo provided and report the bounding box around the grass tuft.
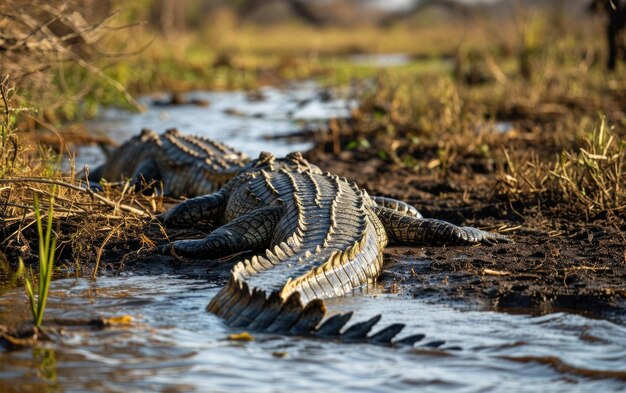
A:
[498,118,625,221]
[20,192,57,327]
[550,118,625,219]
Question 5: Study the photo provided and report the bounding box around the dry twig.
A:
[0,177,150,217]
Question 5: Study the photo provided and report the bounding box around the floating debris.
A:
[228,331,255,341]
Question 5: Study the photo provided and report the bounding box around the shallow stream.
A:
[1,81,625,392]
[76,81,356,170]
[1,275,624,392]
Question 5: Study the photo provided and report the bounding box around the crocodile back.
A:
[97,129,163,181]
[158,128,248,171]
[95,129,249,196]
[208,166,389,323]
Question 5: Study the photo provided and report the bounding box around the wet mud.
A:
[306,149,626,319]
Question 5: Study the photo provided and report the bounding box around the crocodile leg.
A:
[161,205,283,258]
[158,189,229,228]
[374,206,510,246]
[131,159,162,194]
[372,196,422,218]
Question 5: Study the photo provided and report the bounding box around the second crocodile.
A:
[84,128,249,196]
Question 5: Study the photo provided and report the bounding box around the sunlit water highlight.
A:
[75,81,356,170]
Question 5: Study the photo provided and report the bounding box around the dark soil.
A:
[305,149,626,319]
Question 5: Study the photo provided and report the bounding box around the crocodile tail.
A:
[205,207,439,347]
[206,274,428,347]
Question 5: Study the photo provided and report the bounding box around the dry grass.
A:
[0,79,162,278]
[0,0,142,121]
[498,119,626,222]
[0,0,161,275]
[306,10,626,224]
[0,173,163,276]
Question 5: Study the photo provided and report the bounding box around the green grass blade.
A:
[25,279,36,320]
[36,235,57,327]
[33,194,44,301]
[9,257,24,287]
[22,262,37,323]
[44,197,54,265]
[26,192,58,327]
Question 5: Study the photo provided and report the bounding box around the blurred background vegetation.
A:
[1,0,621,121]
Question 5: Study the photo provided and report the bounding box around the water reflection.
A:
[1,275,624,392]
[31,347,58,391]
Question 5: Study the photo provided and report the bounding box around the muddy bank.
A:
[75,143,626,319]
[3,146,624,325]
[305,149,626,319]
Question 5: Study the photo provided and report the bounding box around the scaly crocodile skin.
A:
[84,128,249,196]
[159,152,510,346]
[86,130,430,221]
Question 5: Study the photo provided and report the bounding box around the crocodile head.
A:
[238,151,322,175]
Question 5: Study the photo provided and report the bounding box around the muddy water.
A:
[1,275,625,392]
[2,82,626,391]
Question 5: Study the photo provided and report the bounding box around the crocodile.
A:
[158,151,510,346]
[82,128,249,196]
[85,129,425,218]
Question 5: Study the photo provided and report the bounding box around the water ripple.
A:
[1,275,625,392]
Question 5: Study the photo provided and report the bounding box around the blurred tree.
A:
[155,0,187,38]
[589,0,626,70]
